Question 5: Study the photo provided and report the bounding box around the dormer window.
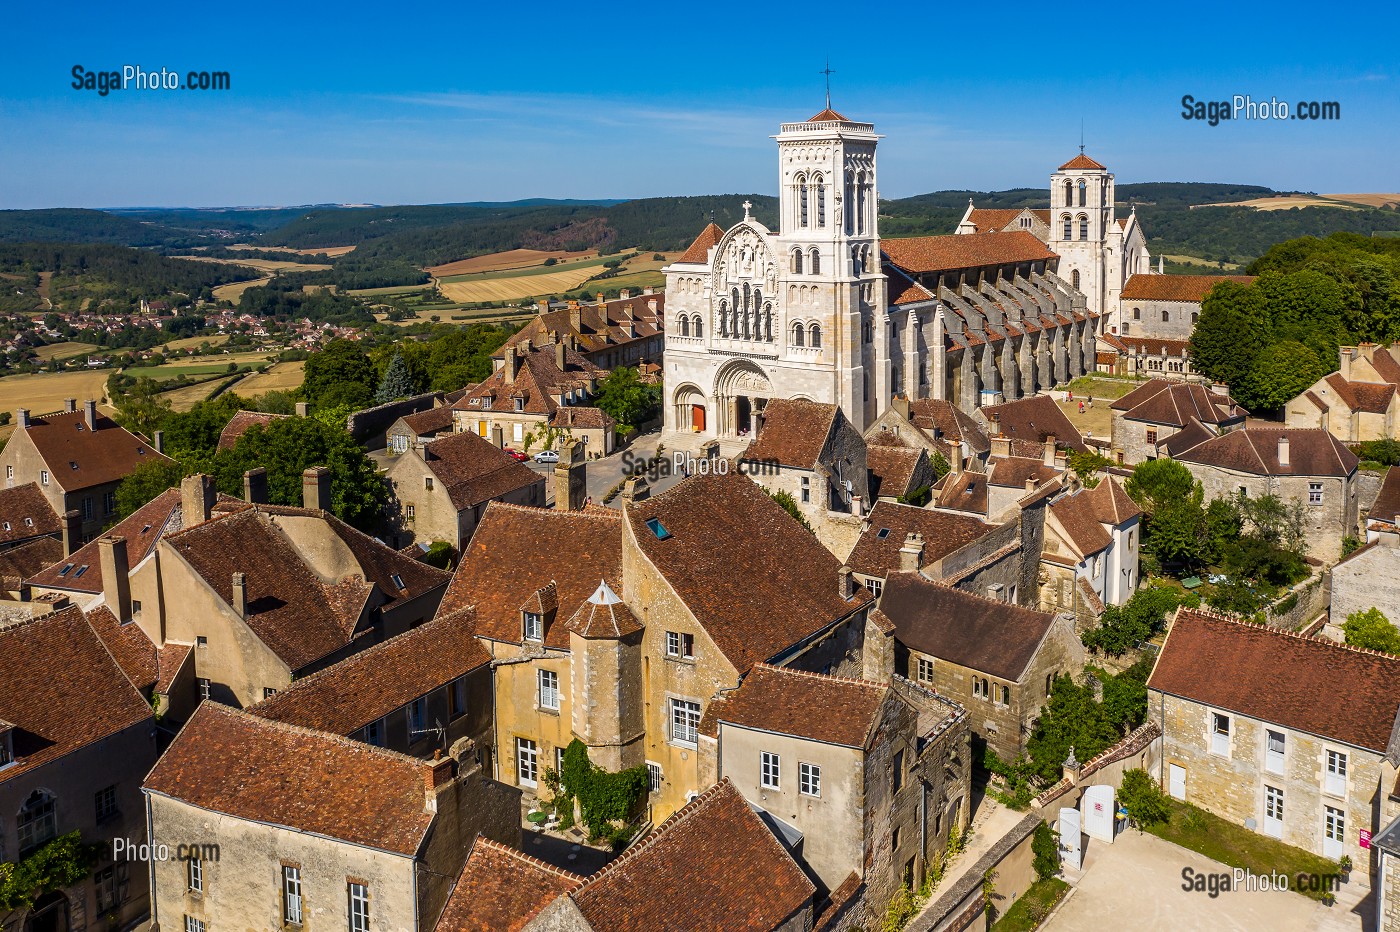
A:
[523,612,543,642]
[514,398,524,412]
[0,726,12,768]
[470,398,481,406]
[69,461,78,470]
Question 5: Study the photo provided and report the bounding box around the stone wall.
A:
[907,813,1042,932]
[1032,721,1163,813]
[1183,465,1359,565]
[1264,574,1330,631]
[1331,539,1400,625]
[1383,849,1400,932]
[346,392,443,448]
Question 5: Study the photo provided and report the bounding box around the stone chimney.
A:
[596,292,606,307]
[949,447,964,476]
[302,467,331,511]
[570,307,583,333]
[295,401,310,417]
[553,442,587,512]
[84,399,98,431]
[620,475,649,504]
[243,467,268,504]
[504,346,520,385]
[1025,474,1040,494]
[65,399,77,413]
[61,509,81,555]
[991,411,1002,436]
[490,424,504,448]
[899,533,924,573]
[98,536,131,623]
[1339,346,1357,381]
[619,289,631,300]
[17,408,29,429]
[991,436,1012,459]
[231,572,247,618]
[838,565,854,599]
[891,394,910,420]
[153,430,165,454]
[555,341,568,371]
[1043,436,1056,468]
[538,298,550,314]
[181,474,215,527]
[1277,434,1290,467]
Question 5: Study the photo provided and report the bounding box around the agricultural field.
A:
[1324,193,1400,209]
[183,256,333,274]
[426,248,597,277]
[1190,193,1400,212]
[164,333,230,353]
[213,276,271,302]
[31,341,100,362]
[1161,254,1243,271]
[235,360,305,396]
[434,249,673,304]
[162,377,235,412]
[348,283,435,297]
[0,369,115,430]
[229,244,357,258]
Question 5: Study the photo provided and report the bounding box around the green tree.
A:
[1025,676,1121,782]
[1243,340,1324,411]
[373,352,417,405]
[1342,607,1400,654]
[1031,822,1061,881]
[302,340,374,409]
[0,832,101,911]
[593,367,661,432]
[1190,281,1272,391]
[767,490,813,533]
[1125,458,1197,516]
[1083,587,1189,656]
[1118,768,1171,827]
[114,459,187,519]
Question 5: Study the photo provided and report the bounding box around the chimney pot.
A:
[838,565,854,599]
[61,509,81,556]
[98,536,131,623]
[180,474,215,527]
[154,430,165,454]
[555,341,567,371]
[243,467,268,504]
[17,408,30,429]
[504,346,519,385]
[1043,435,1056,468]
[231,572,247,618]
[295,402,310,417]
[302,467,331,511]
[65,399,77,413]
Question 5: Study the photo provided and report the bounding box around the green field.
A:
[123,363,249,382]
[32,341,101,362]
[437,254,619,283]
[347,283,436,297]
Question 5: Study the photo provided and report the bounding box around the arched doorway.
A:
[672,384,706,433]
[26,891,69,932]
[714,361,772,438]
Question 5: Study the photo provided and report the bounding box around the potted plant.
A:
[1322,891,1336,907]
[1338,855,1352,882]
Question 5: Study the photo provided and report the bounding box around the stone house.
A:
[1114,273,1254,341]
[386,430,545,550]
[250,607,495,765]
[1377,808,1400,932]
[433,837,584,931]
[1148,609,1400,868]
[1286,344,1400,443]
[453,341,614,457]
[215,409,291,451]
[0,606,159,932]
[978,395,1088,458]
[520,779,817,932]
[1329,535,1400,636]
[1040,477,1142,620]
[1173,428,1360,564]
[503,290,665,372]
[701,664,971,921]
[1367,467,1400,541]
[1098,333,1196,381]
[143,703,520,932]
[864,396,990,472]
[0,401,172,543]
[1108,378,1246,466]
[983,440,1066,521]
[387,404,456,454]
[878,572,1085,761]
[0,482,65,598]
[866,445,936,504]
[845,501,997,601]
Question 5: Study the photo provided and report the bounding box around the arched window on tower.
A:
[851,246,862,275]
[1162,309,1170,323]
[792,322,805,347]
[809,249,821,275]
[1078,179,1087,207]
[1071,269,1080,290]
[810,324,822,348]
[679,315,690,337]
[792,249,803,274]
[844,171,855,235]
[1063,180,1074,207]
[796,173,809,227]
[718,299,729,336]
[693,315,704,338]
[1079,215,1089,240]
[813,174,825,228]
[763,303,774,341]
[1062,214,1072,240]
[1192,311,1199,324]
[857,172,868,236]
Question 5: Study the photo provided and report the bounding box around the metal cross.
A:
[820,60,835,109]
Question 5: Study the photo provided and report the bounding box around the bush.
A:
[422,541,455,569]
[1119,769,1171,827]
[1342,607,1400,654]
[556,739,649,842]
[1032,821,1060,881]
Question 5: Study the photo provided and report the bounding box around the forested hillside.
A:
[0,243,249,313]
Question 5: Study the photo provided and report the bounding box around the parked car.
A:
[503,447,529,462]
[533,449,560,464]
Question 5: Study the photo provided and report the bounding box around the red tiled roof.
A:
[456,344,608,419]
[807,107,851,122]
[1120,336,1191,357]
[868,446,925,500]
[987,455,1061,490]
[144,703,438,854]
[1049,489,1112,559]
[27,488,183,594]
[1120,274,1256,303]
[440,503,623,650]
[18,409,171,492]
[677,223,726,264]
[217,410,291,451]
[1175,427,1358,478]
[0,537,62,589]
[0,606,153,781]
[883,231,1057,275]
[879,573,1057,680]
[700,664,887,748]
[507,294,664,358]
[564,580,642,639]
[252,607,490,736]
[847,501,994,578]
[1110,379,1245,427]
[962,209,1029,234]
[550,406,617,431]
[1088,476,1141,525]
[935,470,989,516]
[419,431,543,511]
[435,837,582,932]
[1059,153,1107,170]
[0,483,60,545]
[886,265,937,306]
[1148,610,1400,752]
[1158,418,1215,458]
[908,399,991,454]
[1323,373,1396,415]
[743,398,839,468]
[400,405,455,436]
[1370,467,1400,525]
[626,472,871,672]
[982,395,1087,453]
[570,779,815,932]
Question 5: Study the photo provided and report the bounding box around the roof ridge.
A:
[579,779,740,886]
[484,500,622,522]
[203,701,437,772]
[473,836,587,884]
[1176,607,1400,662]
[750,662,887,692]
[902,571,1050,615]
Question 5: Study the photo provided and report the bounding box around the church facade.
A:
[662,108,1102,445]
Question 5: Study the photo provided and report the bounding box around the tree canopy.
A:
[593,367,661,432]
[302,340,375,410]
[1341,607,1400,655]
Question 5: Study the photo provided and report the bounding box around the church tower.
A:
[772,107,885,427]
[1048,152,1115,320]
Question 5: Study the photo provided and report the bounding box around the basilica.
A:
[661,107,1149,445]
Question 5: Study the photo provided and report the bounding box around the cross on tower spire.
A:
[1080,118,1085,155]
[820,59,835,109]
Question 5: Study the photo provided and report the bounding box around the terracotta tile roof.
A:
[1323,373,1396,415]
[807,107,852,122]
[700,663,887,748]
[435,837,583,932]
[570,779,815,932]
[456,344,608,419]
[987,455,1061,490]
[419,431,543,511]
[935,470,989,516]
[1175,427,1358,477]
[1096,351,1118,366]
[982,395,1087,453]
[1049,489,1112,559]
[563,579,641,639]
[1368,346,1400,384]
[0,483,60,544]
[506,294,665,358]
[1077,577,1106,615]
[879,573,1057,681]
[1119,336,1191,357]
[1088,476,1141,525]
[1148,609,1400,752]
[1110,379,1245,427]
[19,409,172,492]
[217,410,291,451]
[400,405,455,436]
[1059,153,1107,170]
[742,398,840,469]
[83,604,159,692]
[908,399,991,454]
[550,406,617,431]
[886,265,937,306]
[1370,467,1400,525]
[627,472,871,672]
[882,231,1057,275]
[0,606,153,781]
[144,703,438,854]
[868,446,924,499]
[252,607,490,736]
[440,502,623,650]
[1120,274,1256,303]
[677,223,726,264]
[962,209,1030,234]
[1158,418,1214,457]
[0,536,62,589]
[27,488,183,594]
[847,502,995,578]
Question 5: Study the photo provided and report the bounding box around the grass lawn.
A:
[123,363,248,382]
[1144,799,1340,901]
[32,341,100,362]
[1066,375,1143,400]
[991,877,1068,931]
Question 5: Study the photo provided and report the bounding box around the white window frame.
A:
[1210,712,1230,757]
[1325,749,1347,797]
[669,698,700,747]
[1308,482,1323,506]
[1265,730,1285,775]
[188,856,203,893]
[1263,785,1284,838]
[1324,806,1345,859]
[665,630,695,660]
[283,865,303,925]
[646,761,663,793]
[538,669,560,711]
[523,612,543,642]
[348,882,370,932]
[799,762,821,797]
[516,737,539,788]
[760,751,780,790]
[184,918,205,932]
[916,657,934,684]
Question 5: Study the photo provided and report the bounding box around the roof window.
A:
[876,528,891,540]
[73,565,89,578]
[645,517,671,540]
[391,574,405,590]
[57,563,75,577]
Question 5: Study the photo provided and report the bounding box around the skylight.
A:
[645,517,671,540]
[58,563,75,577]
[390,574,405,590]
[73,565,89,578]
[876,528,891,540]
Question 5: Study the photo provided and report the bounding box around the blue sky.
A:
[2,0,1395,209]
